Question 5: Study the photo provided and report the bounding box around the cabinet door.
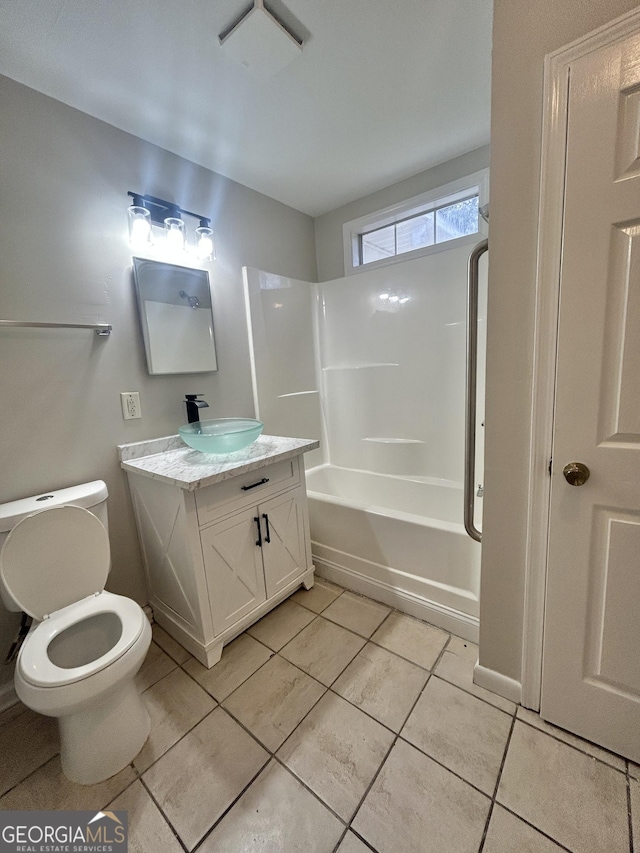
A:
[201,507,266,635]
[259,490,308,598]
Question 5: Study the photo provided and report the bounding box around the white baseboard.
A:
[473,662,522,704]
[315,556,479,643]
[0,679,18,713]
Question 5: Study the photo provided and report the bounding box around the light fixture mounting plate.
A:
[134,196,178,226]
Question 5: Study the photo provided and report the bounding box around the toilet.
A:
[0,481,151,785]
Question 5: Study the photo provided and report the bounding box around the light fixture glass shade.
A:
[195,225,215,261]
[164,216,186,252]
[128,205,153,248]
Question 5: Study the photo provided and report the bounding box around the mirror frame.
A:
[132,257,218,375]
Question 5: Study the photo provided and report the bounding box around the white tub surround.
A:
[244,250,486,643]
[243,267,324,471]
[119,435,319,666]
[306,465,481,642]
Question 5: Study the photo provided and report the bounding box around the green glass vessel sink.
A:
[179,418,264,454]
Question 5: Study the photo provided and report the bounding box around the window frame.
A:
[342,169,488,276]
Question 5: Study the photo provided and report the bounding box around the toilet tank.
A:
[0,481,109,613]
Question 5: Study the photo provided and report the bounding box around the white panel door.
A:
[260,490,307,598]
[201,507,266,635]
[542,29,640,760]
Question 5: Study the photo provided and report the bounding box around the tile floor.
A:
[0,579,636,853]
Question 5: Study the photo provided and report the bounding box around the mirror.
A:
[132,258,218,374]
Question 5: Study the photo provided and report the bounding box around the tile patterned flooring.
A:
[0,578,636,852]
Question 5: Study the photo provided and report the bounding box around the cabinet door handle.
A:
[262,513,271,544]
[254,516,262,547]
[242,477,270,491]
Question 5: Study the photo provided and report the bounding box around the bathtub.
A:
[305,464,481,642]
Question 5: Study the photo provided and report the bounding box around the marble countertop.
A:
[118,434,320,491]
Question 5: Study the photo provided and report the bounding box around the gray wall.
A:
[0,76,317,689]
[479,0,640,685]
[314,146,490,282]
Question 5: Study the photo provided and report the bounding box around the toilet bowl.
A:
[0,482,152,785]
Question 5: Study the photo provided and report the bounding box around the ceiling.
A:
[0,0,493,217]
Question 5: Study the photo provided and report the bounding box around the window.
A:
[343,171,487,275]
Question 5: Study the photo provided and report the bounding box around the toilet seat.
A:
[18,592,146,688]
[0,505,110,619]
[0,505,148,689]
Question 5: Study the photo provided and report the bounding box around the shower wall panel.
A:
[243,267,324,468]
[317,244,486,484]
[244,245,486,487]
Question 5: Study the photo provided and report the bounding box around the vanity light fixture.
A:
[126,192,215,260]
[164,214,186,253]
[127,196,153,249]
[195,220,215,261]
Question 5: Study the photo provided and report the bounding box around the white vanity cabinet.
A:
[198,477,309,634]
[119,435,318,667]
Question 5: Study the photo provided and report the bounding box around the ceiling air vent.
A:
[218,0,303,80]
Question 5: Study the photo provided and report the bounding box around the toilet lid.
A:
[0,506,110,619]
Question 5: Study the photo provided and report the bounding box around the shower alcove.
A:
[243,238,486,642]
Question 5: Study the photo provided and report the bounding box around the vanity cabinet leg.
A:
[205,639,224,668]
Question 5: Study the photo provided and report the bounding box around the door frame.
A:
[521,5,640,711]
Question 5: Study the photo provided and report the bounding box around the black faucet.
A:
[185,394,209,424]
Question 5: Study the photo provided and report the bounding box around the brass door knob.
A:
[562,462,590,486]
